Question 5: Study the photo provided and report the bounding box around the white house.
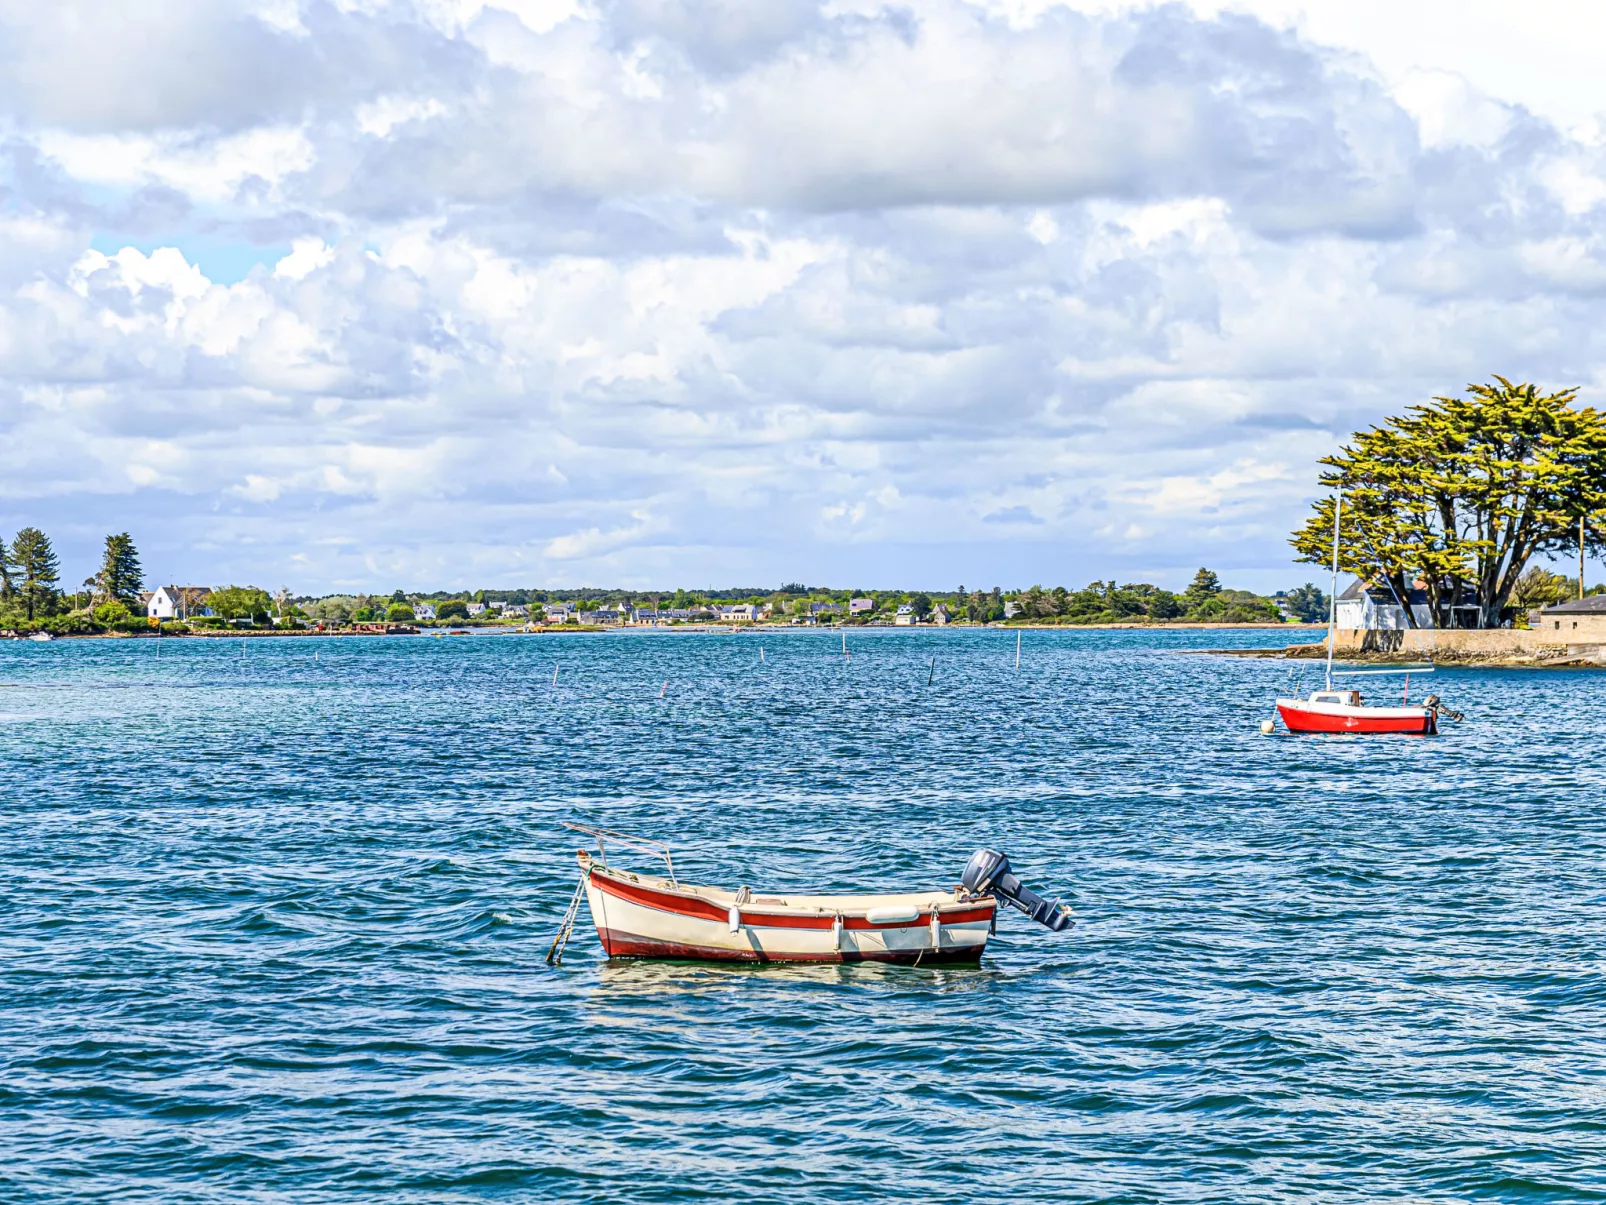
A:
[848,598,874,615]
[544,603,574,622]
[503,604,529,618]
[414,602,437,620]
[1333,578,1434,629]
[931,603,951,625]
[146,585,212,620]
[895,604,916,626]
[719,604,759,622]
[466,602,486,616]
[1004,600,1022,618]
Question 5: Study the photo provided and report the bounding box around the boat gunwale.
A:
[578,852,996,929]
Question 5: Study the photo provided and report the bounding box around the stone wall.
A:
[1287,627,1598,664]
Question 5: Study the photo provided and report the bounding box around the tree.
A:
[1293,378,1606,627]
[1182,568,1221,613]
[96,533,143,604]
[11,528,60,621]
[1149,590,1182,620]
[911,593,932,618]
[178,586,208,620]
[1509,566,1571,612]
[1283,583,1328,623]
[208,585,274,623]
[386,603,416,622]
[436,599,469,620]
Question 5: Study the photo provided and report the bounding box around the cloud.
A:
[4,1,1606,592]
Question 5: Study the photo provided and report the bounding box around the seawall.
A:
[1282,628,1606,666]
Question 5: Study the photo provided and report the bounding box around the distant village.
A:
[127,571,1323,632]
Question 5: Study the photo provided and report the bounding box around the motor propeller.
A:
[1423,694,1464,722]
[961,850,1072,931]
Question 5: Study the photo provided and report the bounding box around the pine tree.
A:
[1182,568,1221,610]
[96,533,144,604]
[11,528,61,621]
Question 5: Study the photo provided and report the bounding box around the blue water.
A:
[3,628,1604,1203]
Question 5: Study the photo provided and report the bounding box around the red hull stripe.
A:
[599,927,986,965]
[590,869,995,930]
[1277,705,1434,734]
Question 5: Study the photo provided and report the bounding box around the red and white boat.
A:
[1274,486,1460,736]
[547,826,1071,965]
[1276,687,1438,734]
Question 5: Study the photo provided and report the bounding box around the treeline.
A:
[0,529,146,633]
[294,571,1323,626]
[1001,571,1297,625]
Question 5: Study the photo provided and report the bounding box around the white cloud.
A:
[7,0,1606,592]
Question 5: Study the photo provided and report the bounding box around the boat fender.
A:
[929,908,941,949]
[832,913,843,949]
[866,905,920,924]
[728,904,741,933]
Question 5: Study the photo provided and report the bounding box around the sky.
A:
[5,0,1606,595]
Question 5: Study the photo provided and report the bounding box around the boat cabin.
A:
[1308,690,1362,706]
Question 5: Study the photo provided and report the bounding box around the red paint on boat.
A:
[1276,692,1437,735]
[597,927,986,965]
[589,866,995,929]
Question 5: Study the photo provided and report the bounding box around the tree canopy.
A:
[208,585,274,622]
[1292,378,1606,627]
[11,528,60,621]
[96,533,143,604]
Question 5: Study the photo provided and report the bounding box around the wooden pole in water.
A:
[552,664,558,687]
[660,680,667,697]
[928,656,935,686]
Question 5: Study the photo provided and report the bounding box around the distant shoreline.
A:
[20,620,1328,640]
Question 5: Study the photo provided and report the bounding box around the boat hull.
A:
[1276,698,1436,734]
[581,861,995,965]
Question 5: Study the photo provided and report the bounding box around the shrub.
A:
[386,604,415,622]
[93,601,133,626]
[436,600,469,620]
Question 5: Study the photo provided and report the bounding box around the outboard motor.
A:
[1423,694,1463,723]
[961,850,1072,932]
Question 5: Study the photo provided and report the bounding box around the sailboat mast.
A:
[1326,489,1342,691]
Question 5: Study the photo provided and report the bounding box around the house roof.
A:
[1338,577,1428,606]
[1542,594,1606,613]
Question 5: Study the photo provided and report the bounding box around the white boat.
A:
[27,632,53,642]
[549,825,1071,966]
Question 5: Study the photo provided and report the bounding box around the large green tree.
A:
[208,585,274,622]
[96,533,144,604]
[10,528,61,621]
[1293,378,1606,627]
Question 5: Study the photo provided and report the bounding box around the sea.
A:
[2,627,1603,1203]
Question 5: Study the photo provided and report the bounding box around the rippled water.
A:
[3,628,1604,1202]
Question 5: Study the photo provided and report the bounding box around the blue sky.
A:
[5,0,1606,595]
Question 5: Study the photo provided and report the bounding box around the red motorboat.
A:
[1276,687,1438,734]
